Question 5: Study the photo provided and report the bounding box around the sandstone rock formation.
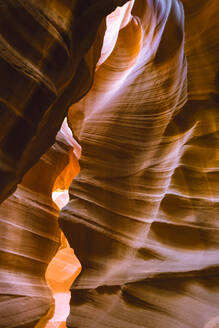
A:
[0,0,128,203]
[59,0,219,327]
[0,122,80,327]
[0,0,219,328]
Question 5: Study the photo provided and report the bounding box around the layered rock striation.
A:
[0,123,79,327]
[0,0,129,203]
[0,0,218,328]
[59,0,219,327]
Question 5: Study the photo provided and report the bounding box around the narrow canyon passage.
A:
[0,119,81,327]
[0,0,219,327]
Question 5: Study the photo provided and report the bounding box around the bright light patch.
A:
[52,189,69,210]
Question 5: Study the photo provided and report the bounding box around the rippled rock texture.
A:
[0,0,127,203]
[0,0,219,327]
[59,0,219,327]
[0,122,80,327]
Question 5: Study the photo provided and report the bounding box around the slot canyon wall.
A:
[0,0,219,327]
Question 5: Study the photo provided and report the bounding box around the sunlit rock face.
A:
[0,123,79,328]
[0,0,218,328]
[59,0,219,327]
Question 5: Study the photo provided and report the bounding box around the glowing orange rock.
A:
[45,246,81,328]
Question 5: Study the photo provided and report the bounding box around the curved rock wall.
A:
[59,0,219,327]
[0,126,77,327]
[0,0,128,203]
[0,0,218,327]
